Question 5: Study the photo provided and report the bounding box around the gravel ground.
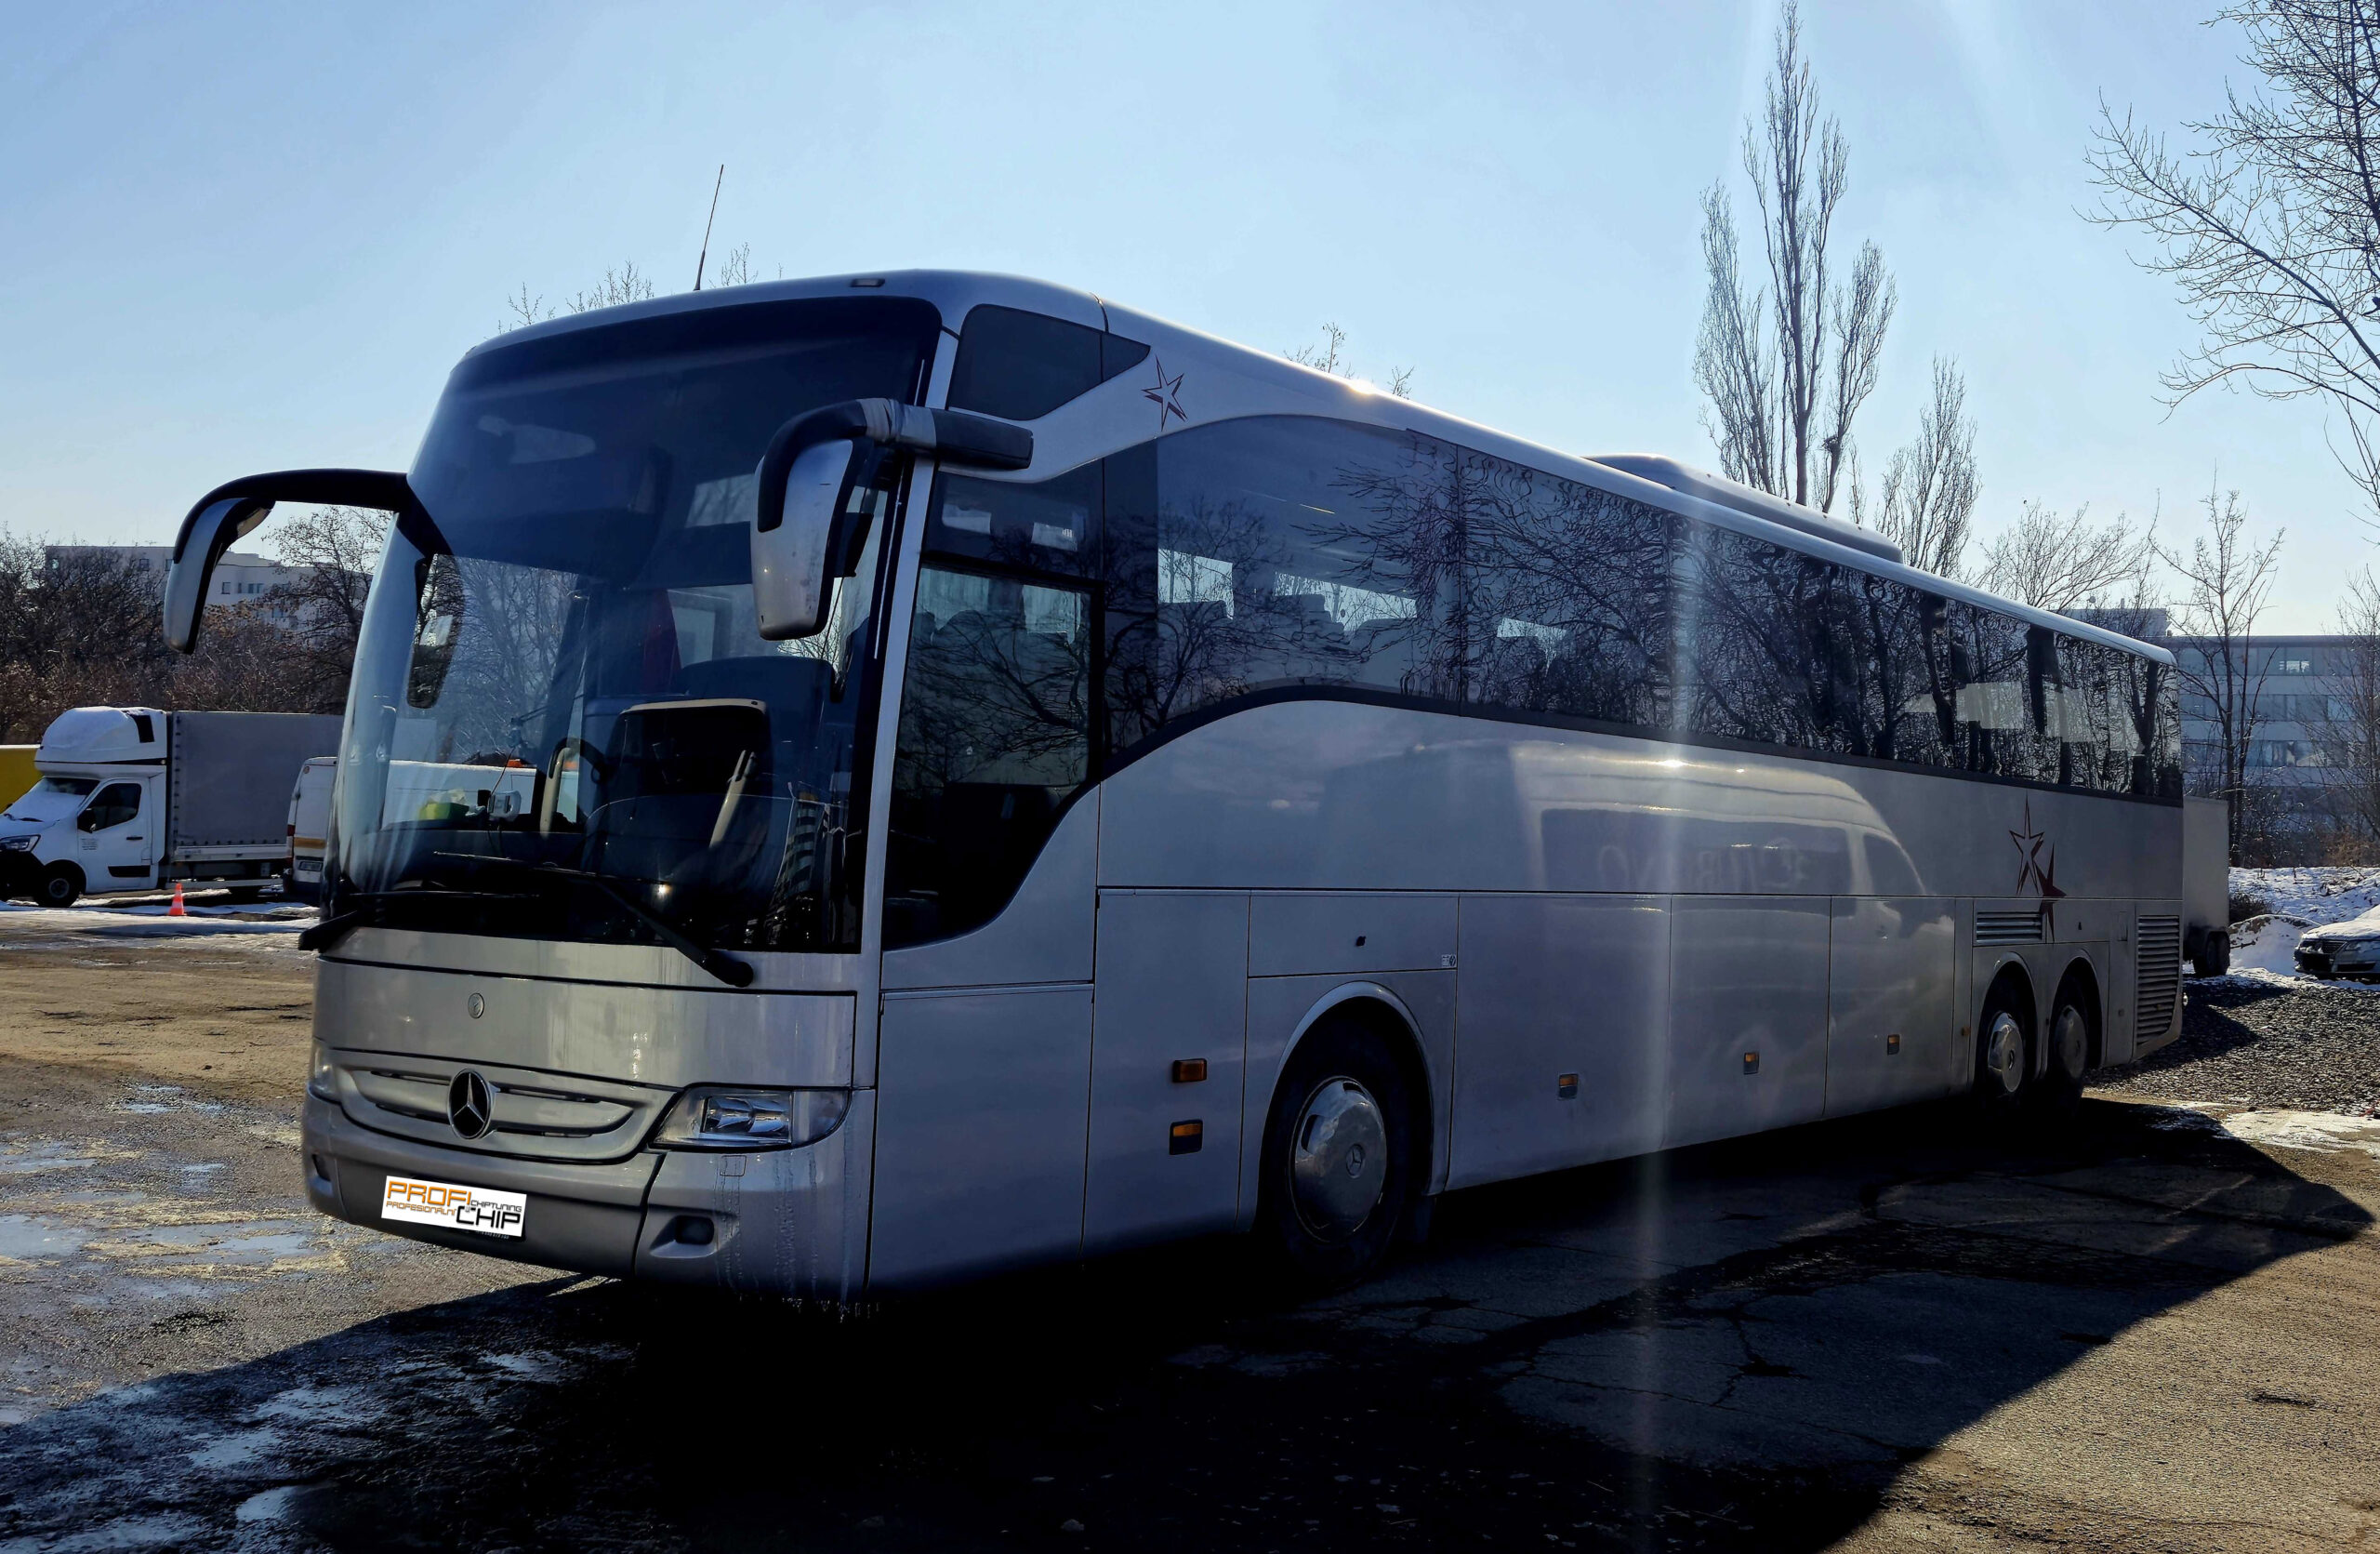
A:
[2096,976,2380,1116]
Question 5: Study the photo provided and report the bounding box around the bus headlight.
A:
[653,1087,848,1150]
[308,1040,338,1101]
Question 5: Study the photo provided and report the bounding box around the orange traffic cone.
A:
[167,881,186,917]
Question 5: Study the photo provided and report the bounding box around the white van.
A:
[284,756,337,902]
[0,707,340,907]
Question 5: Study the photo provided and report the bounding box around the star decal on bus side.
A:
[2010,798,2065,933]
[1144,358,1186,428]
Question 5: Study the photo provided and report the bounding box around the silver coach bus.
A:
[162,272,2187,1295]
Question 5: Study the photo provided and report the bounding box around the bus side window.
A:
[883,564,1091,949]
[1099,417,1438,757]
[945,305,1152,422]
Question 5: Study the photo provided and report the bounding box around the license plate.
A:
[380,1175,526,1239]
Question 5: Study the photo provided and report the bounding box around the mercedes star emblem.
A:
[467,992,485,1019]
[448,1069,494,1140]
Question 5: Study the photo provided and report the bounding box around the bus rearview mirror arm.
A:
[750,399,1032,642]
[164,469,416,653]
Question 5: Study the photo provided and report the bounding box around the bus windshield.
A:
[328,297,939,955]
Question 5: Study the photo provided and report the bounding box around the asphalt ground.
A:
[3,908,2378,1553]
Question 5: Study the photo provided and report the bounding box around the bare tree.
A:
[714,243,754,288]
[1977,498,2158,615]
[265,505,390,712]
[1695,186,1779,494]
[2088,1,2380,525]
[1286,323,1415,399]
[2160,478,2286,853]
[2309,565,2380,853]
[1694,1,1897,511]
[0,527,330,738]
[1869,356,1979,577]
[499,260,660,333]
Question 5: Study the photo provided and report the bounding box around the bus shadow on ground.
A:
[0,1098,2364,1553]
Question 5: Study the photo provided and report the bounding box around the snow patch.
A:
[2221,1109,2380,1158]
[2231,867,2380,927]
[233,1486,298,1523]
[2228,914,2309,977]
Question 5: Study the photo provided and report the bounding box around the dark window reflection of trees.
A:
[1103,423,1676,753]
[887,566,1091,944]
[991,414,2185,842]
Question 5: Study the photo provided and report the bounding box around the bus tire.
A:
[37,864,83,910]
[1255,1012,1416,1293]
[2030,981,2095,1123]
[1972,976,2032,1121]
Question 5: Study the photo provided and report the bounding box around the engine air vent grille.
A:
[2136,915,2183,1043]
[1977,910,2045,946]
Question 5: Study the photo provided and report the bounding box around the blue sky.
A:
[0,1,2357,627]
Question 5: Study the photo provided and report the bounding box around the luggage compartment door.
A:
[1083,892,1249,1255]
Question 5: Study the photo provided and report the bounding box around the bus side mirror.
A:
[749,399,1032,642]
[752,439,862,641]
[164,469,413,653]
[165,497,273,652]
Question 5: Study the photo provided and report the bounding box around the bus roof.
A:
[464,269,2175,670]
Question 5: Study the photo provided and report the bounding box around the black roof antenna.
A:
[693,165,724,291]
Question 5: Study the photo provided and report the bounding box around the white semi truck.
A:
[0,707,340,908]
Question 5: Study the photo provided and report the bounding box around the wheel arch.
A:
[1273,981,1439,1202]
[1971,957,2038,1096]
[1976,956,2037,1040]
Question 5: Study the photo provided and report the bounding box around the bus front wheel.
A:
[1256,1013,1415,1293]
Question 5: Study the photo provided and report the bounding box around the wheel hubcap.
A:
[1983,1011,2027,1096]
[2052,1005,2088,1081]
[1289,1076,1388,1241]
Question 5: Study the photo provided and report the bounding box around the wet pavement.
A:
[4,912,2378,1551]
[2,1071,2375,1552]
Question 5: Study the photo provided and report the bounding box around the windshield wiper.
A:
[433,854,755,989]
[297,886,544,954]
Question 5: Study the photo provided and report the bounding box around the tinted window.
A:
[929,465,1098,577]
[945,305,1154,421]
[1445,449,1672,727]
[1103,418,1445,753]
[884,565,1091,947]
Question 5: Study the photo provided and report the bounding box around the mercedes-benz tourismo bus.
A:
[162,272,2186,1296]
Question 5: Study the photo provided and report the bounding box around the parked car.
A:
[2294,908,2380,981]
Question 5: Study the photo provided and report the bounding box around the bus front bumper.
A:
[300,1090,875,1303]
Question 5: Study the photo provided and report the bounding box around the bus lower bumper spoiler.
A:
[300,1092,876,1302]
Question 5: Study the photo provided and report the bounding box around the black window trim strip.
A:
[1092,683,2187,809]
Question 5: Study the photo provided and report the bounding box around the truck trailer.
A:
[0,707,340,908]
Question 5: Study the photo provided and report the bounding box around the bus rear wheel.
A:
[2030,990,2094,1122]
[1256,1013,1414,1293]
[1972,981,2032,1121]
